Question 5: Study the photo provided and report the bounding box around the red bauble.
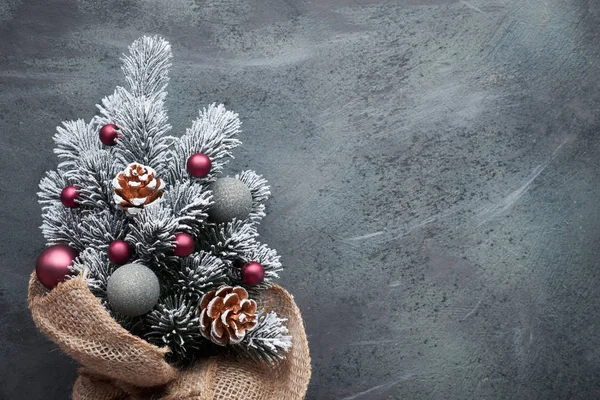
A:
[186,153,212,178]
[60,185,78,208]
[241,262,265,286]
[107,240,132,264]
[173,233,194,257]
[99,124,120,146]
[35,244,79,289]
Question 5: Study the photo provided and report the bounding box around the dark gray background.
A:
[2,0,600,399]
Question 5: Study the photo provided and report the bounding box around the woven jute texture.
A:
[28,271,311,400]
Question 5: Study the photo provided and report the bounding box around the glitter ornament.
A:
[107,263,160,317]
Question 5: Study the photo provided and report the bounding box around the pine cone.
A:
[199,286,258,345]
[113,163,165,215]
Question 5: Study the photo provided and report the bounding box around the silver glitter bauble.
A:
[107,263,160,317]
[208,177,253,223]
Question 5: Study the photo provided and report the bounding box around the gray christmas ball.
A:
[208,177,253,223]
[107,263,160,317]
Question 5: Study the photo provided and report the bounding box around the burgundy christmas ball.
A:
[60,185,78,208]
[241,262,265,286]
[35,244,79,289]
[173,232,194,257]
[186,153,212,178]
[99,124,120,146]
[108,240,132,265]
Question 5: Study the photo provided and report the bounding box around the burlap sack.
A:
[28,272,311,399]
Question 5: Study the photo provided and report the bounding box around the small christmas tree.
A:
[35,36,291,365]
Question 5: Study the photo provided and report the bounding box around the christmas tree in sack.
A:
[29,36,310,399]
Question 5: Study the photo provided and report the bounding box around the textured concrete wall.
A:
[2,0,600,399]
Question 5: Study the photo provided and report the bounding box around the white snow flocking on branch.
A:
[38,170,70,208]
[121,35,173,98]
[79,210,128,251]
[240,311,292,363]
[202,219,260,260]
[96,87,174,175]
[94,35,175,176]
[125,201,178,269]
[239,243,282,286]
[53,119,102,172]
[167,103,242,184]
[163,181,212,235]
[70,247,115,298]
[40,203,86,251]
[65,150,119,210]
[145,295,203,359]
[174,251,227,300]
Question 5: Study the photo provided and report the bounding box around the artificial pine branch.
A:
[144,295,204,361]
[125,201,178,271]
[53,119,102,172]
[94,90,123,132]
[97,87,173,175]
[70,247,115,298]
[121,35,173,98]
[94,36,174,176]
[200,219,259,261]
[166,103,242,184]
[173,251,228,301]
[235,243,282,289]
[65,150,119,210]
[233,311,292,364]
[235,170,270,223]
[163,181,212,235]
[79,209,129,251]
[40,204,86,251]
[38,170,70,208]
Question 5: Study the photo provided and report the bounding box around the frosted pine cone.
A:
[113,163,165,215]
[199,286,258,345]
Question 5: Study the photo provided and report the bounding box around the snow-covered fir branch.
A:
[235,170,270,223]
[64,150,119,210]
[96,87,173,175]
[93,90,122,132]
[79,209,129,251]
[163,181,212,235]
[200,219,259,261]
[38,170,70,208]
[94,36,175,177]
[40,204,86,251]
[69,247,115,299]
[121,35,173,98]
[235,311,292,363]
[145,295,204,360]
[235,243,282,289]
[125,201,178,270]
[167,104,241,184]
[53,119,102,173]
[173,251,228,301]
